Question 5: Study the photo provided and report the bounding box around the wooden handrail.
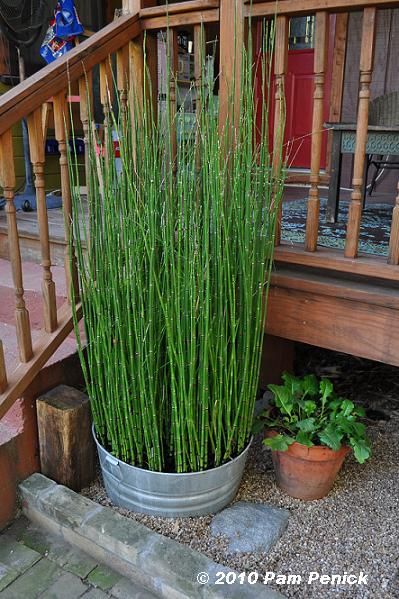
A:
[140,0,219,18]
[0,13,141,136]
[246,0,399,16]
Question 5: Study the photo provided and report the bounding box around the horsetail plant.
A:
[70,24,286,473]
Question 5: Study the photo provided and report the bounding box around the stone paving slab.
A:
[0,516,158,599]
[1,557,64,598]
[0,534,41,573]
[0,564,19,593]
[41,571,88,599]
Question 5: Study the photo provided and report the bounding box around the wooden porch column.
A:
[219,0,245,133]
[273,16,289,246]
[345,8,377,259]
[305,12,329,252]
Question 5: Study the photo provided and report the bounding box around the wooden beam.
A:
[266,279,399,367]
[274,243,399,283]
[37,386,95,491]
[0,14,141,136]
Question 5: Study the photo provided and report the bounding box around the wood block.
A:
[36,385,95,491]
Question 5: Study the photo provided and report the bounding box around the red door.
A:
[255,17,333,170]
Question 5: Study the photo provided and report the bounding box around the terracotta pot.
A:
[267,432,351,500]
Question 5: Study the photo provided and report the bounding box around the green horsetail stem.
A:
[70,23,285,473]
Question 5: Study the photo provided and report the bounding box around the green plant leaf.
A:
[303,400,317,415]
[252,419,264,435]
[318,423,343,451]
[282,372,303,397]
[339,399,355,417]
[302,374,319,397]
[320,378,334,403]
[268,384,294,416]
[263,434,295,452]
[296,418,316,433]
[295,431,314,447]
[350,437,371,464]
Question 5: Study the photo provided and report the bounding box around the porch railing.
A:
[1,0,399,417]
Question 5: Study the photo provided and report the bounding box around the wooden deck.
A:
[1,187,399,368]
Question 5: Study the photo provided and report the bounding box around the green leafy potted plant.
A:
[256,373,371,500]
[70,33,285,516]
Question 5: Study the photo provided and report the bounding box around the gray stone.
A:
[0,564,19,593]
[20,525,58,555]
[82,506,154,563]
[39,572,88,599]
[59,547,98,578]
[211,501,289,554]
[82,589,109,599]
[0,535,41,573]
[19,475,284,599]
[19,473,57,502]
[87,564,122,591]
[1,558,63,599]
[110,576,157,599]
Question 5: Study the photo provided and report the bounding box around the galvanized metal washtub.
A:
[93,427,251,517]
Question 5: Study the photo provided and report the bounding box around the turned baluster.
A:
[273,16,289,246]
[100,57,114,161]
[27,107,58,333]
[0,340,7,393]
[345,8,377,259]
[305,13,329,252]
[167,28,178,171]
[117,45,129,131]
[194,24,205,174]
[53,92,79,303]
[0,129,33,362]
[388,180,399,265]
[79,71,93,200]
[219,0,244,134]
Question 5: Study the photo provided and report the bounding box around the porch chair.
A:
[365,90,399,200]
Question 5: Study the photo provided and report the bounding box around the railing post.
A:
[0,129,33,362]
[273,15,289,246]
[345,7,376,259]
[305,12,329,252]
[388,180,399,265]
[27,107,58,333]
[219,0,245,133]
[100,58,114,161]
[79,71,93,202]
[167,28,179,170]
[53,91,79,303]
[0,340,7,393]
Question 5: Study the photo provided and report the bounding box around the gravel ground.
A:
[82,346,399,599]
